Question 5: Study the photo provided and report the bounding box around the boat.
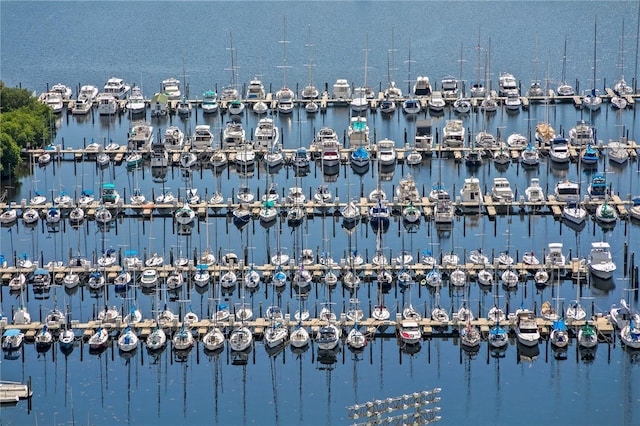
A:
[96,92,117,115]
[399,320,422,346]
[557,36,575,96]
[2,329,25,352]
[301,25,319,99]
[161,77,181,100]
[587,241,616,279]
[608,139,630,165]
[72,95,92,115]
[525,177,545,207]
[516,309,540,347]
[554,179,580,202]
[126,86,145,115]
[595,200,618,225]
[88,326,109,351]
[442,119,465,148]
[578,322,598,349]
[332,79,351,104]
[163,126,185,152]
[582,20,602,111]
[580,144,599,167]
[563,201,587,226]
[428,91,445,113]
[201,90,219,114]
[117,326,139,353]
[350,147,370,171]
[550,318,569,349]
[569,120,595,147]
[545,243,566,269]
[520,142,539,166]
[460,321,481,350]
[491,177,514,203]
[498,72,518,97]
[377,139,396,167]
[548,136,570,163]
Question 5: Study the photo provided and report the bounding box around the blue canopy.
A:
[3,329,22,337]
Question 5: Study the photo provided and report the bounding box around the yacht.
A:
[126,86,146,114]
[549,136,570,163]
[516,309,540,347]
[459,177,483,211]
[161,77,181,100]
[246,77,265,100]
[192,124,214,151]
[569,120,594,147]
[348,116,370,148]
[163,126,184,152]
[440,76,458,98]
[413,76,432,96]
[79,85,99,101]
[554,179,580,202]
[103,77,131,99]
[491,177,514,203]
[71,96,92,115]
[545,243,566,269]
[96,93,117,115]
[202,90,219,114]
[254,118,280,150]
[442,119,465,148]
[414,119,433,152]
[498,72,518,96]
[377,139,396,167]
[222,122,245,149]
[607,140,629,165]
[332,79,351,104]
[525,178,545,205]
[587,241,616,280]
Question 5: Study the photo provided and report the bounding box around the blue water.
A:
[2,1,640,425]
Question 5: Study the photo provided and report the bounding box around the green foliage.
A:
[0,81,54,177]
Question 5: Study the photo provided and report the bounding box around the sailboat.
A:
[582,19,602,111]
[276,16,295,115]
[264,282,288,351]
[453,42,471,114]
[557,36,575,96]
[302,25,319,102]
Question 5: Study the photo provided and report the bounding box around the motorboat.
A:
[96,93,117,115]
[222,121,245,149]
[163,126,185,152]
[428,91,446,113]
[569,120,594,147]
[202,90,219,114]
[377,139,396,167]
[103,77,131,100]
[255,118,280,150]
[413,76,432,96]
[72,95,92,115]
[587,241,616,279]
[491,177,514,203]
[580,144,599,167]
[525,178,545,205]
[126,86,145,114]
[399,320,422,346]
[332,79,351,104]
[549,137,570,163]
[595,200,618,224]
[516,309,540,347]
[161,77,181,100]
[554,180,580,202]
[441,76,458,98]
[498,72,518,96]
[607,140,630,165]
[442,119,464,148]
[545,243,566,269]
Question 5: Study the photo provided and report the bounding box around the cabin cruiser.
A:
[96,93,117,115]
[554,179,580,202]
[103,77,131,100]
[587,241,616,280]
[222,122,245,149]
[440,76,458,98]
[202,90,219,114]
[163,126,184,152]
[569,120,594,147]
[255,118,280,149]
[498,72,518,96]
[332,79,351,104]
[459,177,483,211]
[161,77,181,100]
[348,116,370,148]
[413,76,432,96]
[192,124,214,151]
[246,77,265,99]
[442,119,464,148]
[126,86,145,114]
[491,178,514,203]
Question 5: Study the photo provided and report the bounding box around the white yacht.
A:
[161,77,181,100]
[569,120,594,147]
[71,96,92,115]
[41,92,64,113]
[79,85,99,101]
[163,126,184,152]
[246,77,265,99]
[96,93,117,115]
[587,241,616,280]
[222,122,245,149]
[554,179,580,202]
[192,124,214,151]
[459,177,483,211]
[348,116,370,148]
[549,137,570,163]
[498,72,518,96]
[103,77,131,100]
[377,139,396,167]
[440,76,458,98]
[491,177,514,203]
[413,76,432,96]
[254,118,280,149]
[442,119,465,148]
[202,90,219,114]
[545,243,566,269]
[332,79,351,104]
[126,86,146,114]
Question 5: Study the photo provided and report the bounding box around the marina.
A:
[2,1,640,425]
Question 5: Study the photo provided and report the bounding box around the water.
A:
[2,1,640,425]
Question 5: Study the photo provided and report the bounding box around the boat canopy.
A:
[3,329,22,337]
